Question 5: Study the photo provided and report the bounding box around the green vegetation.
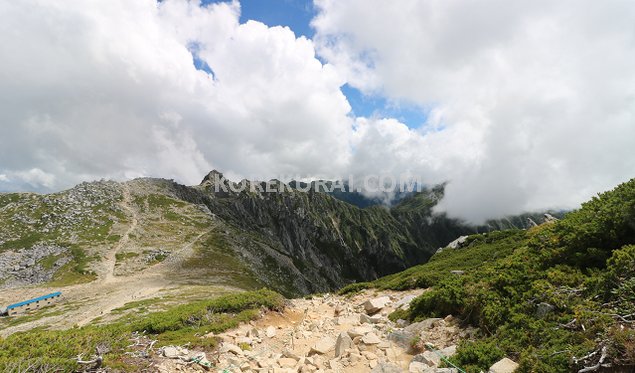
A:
[0,289,284,372]
[49,247,97,286]
[115,251,139,262]
[182,231,263,290]
[355,178,635,372]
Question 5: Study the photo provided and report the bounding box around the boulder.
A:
[162,346,180,358]
[328,359,343,371]
[220,343,244,356]
[440,345,457,357]
[363,296,391,314]
[360,314,384,324]
[413,351,440,367]
[247,328,260,338]
[489,357,519,373]
[266,325,277,338]
[278,358,297,368]
[404,318,442,334]
[535,302,555,318]
[409,361,428,373]
[348,326,374,338]
[447,236,468,249]
[361,333,382,345]
[335,332,353,357]
[310,337,336,355]
[387,330,415,349]
[394,294,417,310]
[370,362,403,373]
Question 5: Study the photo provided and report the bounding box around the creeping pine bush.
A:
[376,179,635,371]
[0,289,284,372]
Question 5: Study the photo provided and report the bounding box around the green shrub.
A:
[450,339,505,372]
[356,178,635,371]
[0,289,284,371]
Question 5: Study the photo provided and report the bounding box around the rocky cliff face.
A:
[177,172,472,295]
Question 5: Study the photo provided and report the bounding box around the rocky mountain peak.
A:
[200,169,225,185]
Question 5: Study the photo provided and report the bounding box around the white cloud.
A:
[0,0,352,191]
[1,0,634,223]
[313,0,635,222]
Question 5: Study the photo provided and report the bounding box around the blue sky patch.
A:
[342,84,428,129]
[202,0,315,38]
[199,0,426,128]
[188,42,216,77]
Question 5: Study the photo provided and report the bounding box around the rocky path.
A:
[155,289,482,373]
[103,183,138,284]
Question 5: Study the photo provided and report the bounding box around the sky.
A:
[0,0,634,223]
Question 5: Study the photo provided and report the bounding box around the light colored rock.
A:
[363,296,391,314]
[335,332,353,357]
[220,343,244,356]
[273,368,295,373]
[300,365,317,373]
[409,361,428,373]
[328,359,343,371]
[536,302,555,318]
[236,336,253,345]
[413,351,440,367]
[362,351,377,360]
[162,346,179,358]
[360,313,384,324]
[387,330,415,349]
[266,325,277,338]
[395,294,417,310]
[447,235,468,249]
[283,350,301,360]
[440,345,457,357]
[336,314,359,325]
[404,318,443,334]
[247,328,260,338]
[347,326,374,338]
[278,358,298,368]
[489,358,519,373]
[310,337,336,355]
[360,314,373,324]
[361,333,382,345]
[370,362,402,373]
[258,359,273,368]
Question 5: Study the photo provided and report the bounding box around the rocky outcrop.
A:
[489,357,519,373]
[189,172,472,295]
[155,289,471,373]
[0,244,70,287]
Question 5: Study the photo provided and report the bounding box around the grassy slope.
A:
[0,289,284,372]
[0,183,123,285]
[341,178,635,372]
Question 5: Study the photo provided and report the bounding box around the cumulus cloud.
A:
[313,0,635,222]
[0,0,352,191]
[1,0,634,223]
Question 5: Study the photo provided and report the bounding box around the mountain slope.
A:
[0,171,564,299]
[343,177,635,372]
